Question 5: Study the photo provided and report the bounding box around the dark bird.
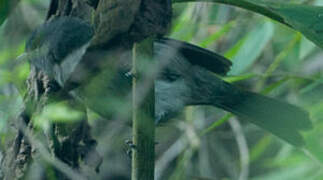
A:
[25,17,312,146]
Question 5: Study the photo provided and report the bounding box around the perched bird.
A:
[25,16,312,146]
[25,17,94,87]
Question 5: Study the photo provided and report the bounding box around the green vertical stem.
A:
[132,38,155,180]
[256,33,301,89]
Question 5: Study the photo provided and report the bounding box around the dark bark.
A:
[1,1,98,179]
[1,0,171,179]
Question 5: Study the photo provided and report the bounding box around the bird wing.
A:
[155,38,232,75]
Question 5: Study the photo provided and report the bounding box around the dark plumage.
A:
[26,17,94,61]
[155,38,232,75]
[25,17,312,146]
[25,17,94,86]
[154,40,311,146]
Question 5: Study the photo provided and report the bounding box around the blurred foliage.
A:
[0,0,20,26]
[1,0,323,180]
[33,101,85,130]
[168,1,323,180]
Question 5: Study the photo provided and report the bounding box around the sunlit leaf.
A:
[223,73,257,83]
[228,21,274,75]
[170,4,198,41]
[250,135,272,162]
[33,102,85,129]
[200,113,232,136]
[299,37,316,60]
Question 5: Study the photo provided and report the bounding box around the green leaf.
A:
[0,0,20,26]
[33,102,85,129]
[249,135,272,162]
[261,76,290,95]
[251,163,316,180]
[228,21,274,75]
[264,33,301,78]
[173,0,289,26]
[223,73,257,83]
[199,20,236,48]
[268,3,323,50]
[304,102,323,163]
[200,113,232,136]
[170,4,198,41]
[299,37,316,60]
[173,0,323,49]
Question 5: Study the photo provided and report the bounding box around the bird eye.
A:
[166,73,180,82]
[160,69,180,82]
[159,68,181,82]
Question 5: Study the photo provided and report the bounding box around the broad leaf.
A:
[174,0,323,49]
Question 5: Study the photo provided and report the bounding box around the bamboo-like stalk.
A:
[131,38,155,180]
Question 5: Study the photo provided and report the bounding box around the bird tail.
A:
[217,88,312,147]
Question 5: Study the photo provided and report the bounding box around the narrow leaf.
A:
[228,21,274,75]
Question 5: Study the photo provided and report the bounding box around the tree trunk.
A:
[0,0,171,179]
